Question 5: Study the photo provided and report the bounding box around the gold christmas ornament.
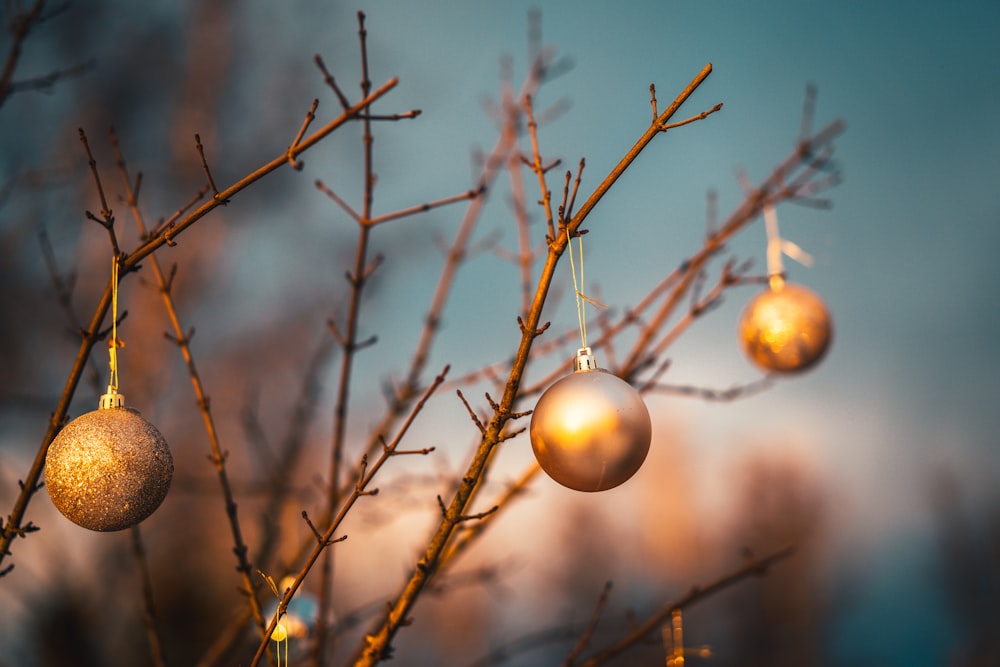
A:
[44,254,173,531]
[738,203,833,373]
[45,390,173,532]
[530,347,652,492]
[738,281,832,373]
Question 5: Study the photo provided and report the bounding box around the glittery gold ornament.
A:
[530,348,651,492]
[738,281,832,373]
[45,390,173,532]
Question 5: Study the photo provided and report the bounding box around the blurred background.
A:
[1,1,999,665]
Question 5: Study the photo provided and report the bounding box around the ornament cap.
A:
[573,347,599,372]
[99,387,125,410]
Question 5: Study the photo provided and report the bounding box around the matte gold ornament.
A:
[45,390,173,532]
[738,281,832,373]
[530,348,652,492]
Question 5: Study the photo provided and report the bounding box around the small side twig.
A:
[367,186,484,227]
[524,95,558,241]
[658,102,724,132]
[78,128,118,253]
[456,390,486,434]
[286,98,319,169]
[194,133,227,203]
[562,581,613,667]
[301,511,348,546]
[314,54,351,109]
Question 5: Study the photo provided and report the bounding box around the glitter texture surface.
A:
[45,407,173,532]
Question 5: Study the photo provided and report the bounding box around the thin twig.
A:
[130,526,167,667]
[524,95,557,241]
[457,390,486,434]
[194,133,225,202]
[78,128,118,253]
[367,186,484,227]
[658,102,724,132]
[314,54,351,109]
[287,98,319,169]
[646,377,774,402]
[562,582,613,667]
[7,60,93,97]
[507,136,535,316]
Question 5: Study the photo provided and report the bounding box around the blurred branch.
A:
[0,0,47,108]
[465,546,794,667]
[252,335,336,570]
[562,581,614,667]
[38,228,103,394]
[5,59,92,98]
[0,0,92,108]
[571,545,795,667]
[130,526,167,667]
[645,376,774,402]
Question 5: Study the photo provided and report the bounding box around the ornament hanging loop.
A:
[763,203,813,291]
[101,252,125,409]
[565,226,606,352]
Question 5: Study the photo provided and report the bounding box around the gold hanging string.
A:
[109,253,120,394]
[662,608,712,666]
[259,570,290,666]
[565,226,607,350]
[763,204,813,291]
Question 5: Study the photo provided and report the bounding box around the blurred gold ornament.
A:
[738,281,832,373]
[530,348,651,492]
[45,391,173,532]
